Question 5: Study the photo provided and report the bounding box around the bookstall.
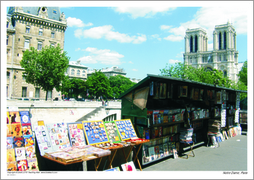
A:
[119,74,245,168]
[6,109,148,171]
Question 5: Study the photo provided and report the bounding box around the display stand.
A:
[179,141,195,159]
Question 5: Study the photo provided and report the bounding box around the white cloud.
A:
[114,7,175,19]
[163,6,247,42]
[78,47,124,65]
[129,61,134,64]
[160,25,171,30]
[67,17,93,28]
[74,29,83,38]
[80,25,147,44]
[132,69,138,72]
[164,35,182,42]
[208,43,213,51]
[151,34,161,41]
[168,59,182,64]
[75,48,81,51]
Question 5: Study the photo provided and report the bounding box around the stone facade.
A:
[67,60,88,81]
[87,66,127,78]
[6,7,67,100]
[183,22,239,82]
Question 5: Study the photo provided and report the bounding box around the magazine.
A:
[17,159,28,171]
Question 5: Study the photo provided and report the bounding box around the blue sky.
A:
[3,1,252,81]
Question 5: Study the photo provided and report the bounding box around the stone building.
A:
[6,7,67,100]
[87,66,127,78]
[183,22,239,82]
[67,60,88,81]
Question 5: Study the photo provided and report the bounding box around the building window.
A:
[190,36,193,52]
[37,42,43,50]
[223,54,227,62]
[219,32,222,50]
[22,87,27,97]
[39,28,43,36]
[7,72,10,79]
[47,91,52,99]
[82,70,86,76]
[189,57,192,64]
[50,43,55,47]
[24,39,30,49]
[7,35,9,45]
[35,88,40,98]
[223,70,227,77]
[77,70,80,76]
[22,73,26,81]
[51,32,55,38]
[224,31,227,49]
[53,10,57,14]
[208,55,213,63]
[202,56,207,63]
[195,35,198,52]
[26,26,30,33]
[71,69,75,75]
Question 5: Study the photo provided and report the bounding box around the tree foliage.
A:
[61,77,87,99]
[86,71,112,99]
[160,63,232,88]
[238,61,247,86]
[20,44,69,100]
[109,75,136,98]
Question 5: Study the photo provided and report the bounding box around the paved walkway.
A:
[141,134,251,179]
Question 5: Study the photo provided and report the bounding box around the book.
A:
[7,161,17,171]
[13,136,24,148]
[104,167,120,171]
[159,144,164,158]
[163,143,169,156]
[173,149,178,159]
[25,145,36,159]
[27,158,39,171]
[7,137,14,149]
[154,146,160,159]
[15,147,26,161]
[121,161,136,171]
[12,123,22,137]
[17,159,28,171]
[9,111,21,124]
[23,135,35,147]
[7,149,16,162]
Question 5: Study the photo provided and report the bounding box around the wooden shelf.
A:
[191,117,210,122]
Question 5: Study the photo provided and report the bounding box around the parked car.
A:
[76,98,85,101]
[69,98,76,101]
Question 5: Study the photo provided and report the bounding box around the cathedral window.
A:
[224,31,227,49]
[223,70,227,77]
[195,35,198,52]
[190,36,193,52]
[219,32,222,50]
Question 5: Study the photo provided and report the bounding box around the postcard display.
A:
[6,111,39,171]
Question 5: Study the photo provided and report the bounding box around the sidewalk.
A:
[140,133,251,178]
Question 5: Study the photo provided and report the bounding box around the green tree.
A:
[109,75,136,98]
[70,78,87,99]
[86,71,112,99]
[20,44,69,100]
[160,63,232,88]
[238,61,247,86]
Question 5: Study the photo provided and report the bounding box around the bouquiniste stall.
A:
[119,74,244,167]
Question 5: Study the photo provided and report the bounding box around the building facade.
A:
[67,60,88,81]
[87,66,127,78]
[6,7,67,100]
[183,22,239,82]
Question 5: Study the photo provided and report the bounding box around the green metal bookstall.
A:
[119,74,244,168]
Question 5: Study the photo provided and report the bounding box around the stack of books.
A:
[179,128,193,143]
[207,119,221,135]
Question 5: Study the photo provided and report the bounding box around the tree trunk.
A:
[45,90,48,101]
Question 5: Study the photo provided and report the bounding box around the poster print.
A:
[7,124,13,137]
[34,125,52,156]
[15,147,26,161]
[7,161,17,171]
[7,149,16,162]
[27,158,39,171]
[22,124,33,136]
[9,111,21,124]
[104,121,121,143]
[17,159,28,171]
[121,161,137,171]
[115,119,137,141]
[13,136,24,148]
[7,137,14,149]
[24,135,35,147]
[19,111,31,126]
[11,123,22,137]
[25,145,36,159]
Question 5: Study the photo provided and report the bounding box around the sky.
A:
[3,1,252,81]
